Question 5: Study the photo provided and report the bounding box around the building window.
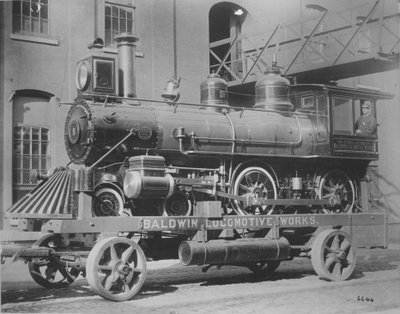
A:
[13,126,50,186]
[105,2,134,46]
[12,0,49,35]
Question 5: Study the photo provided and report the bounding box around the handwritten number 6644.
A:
[357,296,374,302]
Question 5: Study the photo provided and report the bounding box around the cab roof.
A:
[289,84,394,100]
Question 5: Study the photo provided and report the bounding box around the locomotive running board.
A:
[193,188,334,206]
[5,170,73,219]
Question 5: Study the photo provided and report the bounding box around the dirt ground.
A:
[2,247,400,314]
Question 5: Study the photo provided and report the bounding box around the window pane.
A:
[23,143,30,155]
[32,155,40,169]
[14,141,22,155]
[113,17,118,32]
[32,17,40,32]
[23,127,30,140]
[112,6,118,17]
[40,19,48,34]
[41,3,48,19]
[13,1,22,15]
[105,15,111,31]
[105,5,111,16]
[120,9,126,19]
[22,155,30,169]
[14,169,22,184]
[41,143,48,155]
[41,157,46,170]
[15,156,22,169]
[32,142,39,154]
[14,126,23,139]
[22,170,31,184]
[22,1,30,16]
[22,16,31,32]
[105,30,112,46]
[127,19,133,32]
[333,97,353,134]
[32,128,39,140]
[32,3,39,18]
[120,18,126,33]
[41,129,48,140]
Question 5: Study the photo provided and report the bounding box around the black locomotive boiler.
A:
[3,34,393,301]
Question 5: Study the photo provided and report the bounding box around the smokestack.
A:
[114,33,139,98]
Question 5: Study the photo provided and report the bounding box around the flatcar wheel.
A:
[28,234,78,288]
[248,260,280,275]
[86,237,147,301]
[311,229,356,281]
[93,187,124,216]
[232,166,277,215]
[317,170,355,213]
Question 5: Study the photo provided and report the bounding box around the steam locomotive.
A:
[3,33,394,301]
[6,34,392,224]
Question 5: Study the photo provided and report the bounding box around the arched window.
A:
[12,90,53,201]
[209,2,247,81]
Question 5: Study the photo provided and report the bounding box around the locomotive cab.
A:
[290,84,392,159]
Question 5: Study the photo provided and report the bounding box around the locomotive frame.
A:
[1,33,394,301]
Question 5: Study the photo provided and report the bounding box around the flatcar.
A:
[2,34,393,301]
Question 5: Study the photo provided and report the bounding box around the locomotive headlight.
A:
[75,61,91,91]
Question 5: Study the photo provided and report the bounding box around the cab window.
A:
[332,96,353,135]
[297,94,329,142]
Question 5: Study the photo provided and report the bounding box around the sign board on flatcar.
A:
[42,213,385,234]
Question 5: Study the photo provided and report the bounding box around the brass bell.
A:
[162,77,181,102]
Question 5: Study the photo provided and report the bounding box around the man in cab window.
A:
[355,101,377,136]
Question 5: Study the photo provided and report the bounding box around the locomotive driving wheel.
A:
[311,229,356,281]
[232,166,278,216]
[86,237,147,301]
[317,169,355,213]
[28,234,80,288]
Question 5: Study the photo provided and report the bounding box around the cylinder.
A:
[114,33,139,98]
[123,171,174,199]
[179,237,290,266]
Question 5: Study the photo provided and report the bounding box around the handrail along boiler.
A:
[3,33,393,301]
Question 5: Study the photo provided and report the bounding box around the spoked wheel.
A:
[93,187,124,217]
[86,237,147,301]
[28,234,79,288]
[247,260,281,275]
[317,169,355,213]
[232,166,277,216]
[311,229,356,281]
